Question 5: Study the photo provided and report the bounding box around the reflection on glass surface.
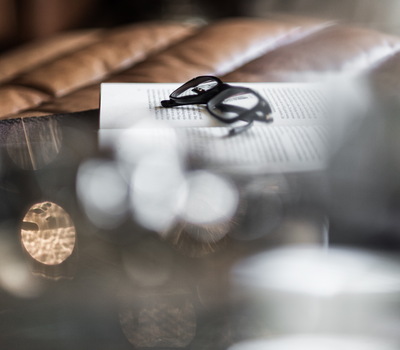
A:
[229,176,287,241]
[122,238,173,288]
[20,201,76,265]
[164,221,231,258]
[161,171,239,257]
[119,291,196,348]
[6,119,62,170]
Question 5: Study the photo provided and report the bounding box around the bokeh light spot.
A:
[20,201,76,265]
[181,171,239,228]
[77,159,129,229]
[119,294,196,348]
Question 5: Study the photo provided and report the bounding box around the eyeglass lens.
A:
[173,77,219,98]
[209,90,260,121]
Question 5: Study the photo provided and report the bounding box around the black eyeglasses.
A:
[161,76,273,136]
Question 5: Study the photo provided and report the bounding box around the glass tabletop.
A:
[0,110,329,349]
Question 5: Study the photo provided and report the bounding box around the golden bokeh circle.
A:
[20,202,76,265]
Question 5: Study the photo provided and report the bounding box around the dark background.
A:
[1,0,399,52]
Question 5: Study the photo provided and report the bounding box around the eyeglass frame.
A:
[161,75,273,135]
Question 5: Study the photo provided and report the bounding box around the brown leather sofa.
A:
[1,15,400,121]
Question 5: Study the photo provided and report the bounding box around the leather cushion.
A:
[0,16,399,120]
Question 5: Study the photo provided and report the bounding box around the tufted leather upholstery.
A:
[1,16,400,120]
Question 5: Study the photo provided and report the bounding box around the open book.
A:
[99,82,329,173]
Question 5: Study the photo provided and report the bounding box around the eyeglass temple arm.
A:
[161,98,201,107]
[161,96,210,108]
[228,119,254,136]
[161,99,179,107]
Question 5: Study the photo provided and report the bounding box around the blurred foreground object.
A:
[232,246,400,345]
[328,80,400,249]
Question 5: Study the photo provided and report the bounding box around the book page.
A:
[100,83,327,128]
[181,124,327,172]
[100,83,220,129]
[99,82,329,173]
